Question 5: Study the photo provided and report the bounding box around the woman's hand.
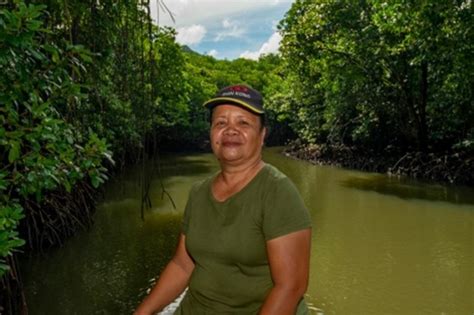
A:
[259,228,312,315]
[133,234,194,315]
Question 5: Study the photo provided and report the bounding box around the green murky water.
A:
[20,147,473,314]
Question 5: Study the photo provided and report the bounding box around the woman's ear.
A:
[261,127,268,146]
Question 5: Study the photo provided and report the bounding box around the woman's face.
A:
[210,104,265,166]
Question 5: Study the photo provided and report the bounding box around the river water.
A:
[20,147,473,314]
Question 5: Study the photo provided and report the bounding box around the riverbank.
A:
[284,141,474,186]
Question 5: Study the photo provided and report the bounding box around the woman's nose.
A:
[224,124,238,135]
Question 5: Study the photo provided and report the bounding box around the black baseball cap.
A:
[203,84,264,114]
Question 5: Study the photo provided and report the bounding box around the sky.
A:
[150,0,294,60]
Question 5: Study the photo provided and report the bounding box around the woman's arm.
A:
[259,228,312,315]
[134,233,195,315]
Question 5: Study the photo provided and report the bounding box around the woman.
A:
[134,85,312,315]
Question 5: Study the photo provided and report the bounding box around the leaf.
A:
[90,175,100,188]
[66,134,74,144]
[0,261,11,275]
[8,141,20,163]
[102,151,115,165]
[79,52,93,63]
[63,180,71,193]
[8,238,25,248]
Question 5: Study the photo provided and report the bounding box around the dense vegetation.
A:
[277,0,473,151]
[1,0,472,313]
[0,1,188,312]
[276,0,473,183]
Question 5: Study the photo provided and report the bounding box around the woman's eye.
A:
[239,120,250,125]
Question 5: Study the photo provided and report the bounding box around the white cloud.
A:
[240,32,282,60]
[222,19,232,28]
[152,0,293,27]
[207,49,218,57]
[239,50,260,60]
[215,19,245,41]
[149,0,294,59]
[176,24,207,45]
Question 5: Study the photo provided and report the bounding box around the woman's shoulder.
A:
[260,163,289,183]
[259,163,302,199]
[188,170,221,197]
[189,177,211,195]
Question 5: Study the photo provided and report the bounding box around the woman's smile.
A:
[210,104,265,166]
[221,140,242,147]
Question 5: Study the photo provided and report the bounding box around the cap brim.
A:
[203,97,264,114]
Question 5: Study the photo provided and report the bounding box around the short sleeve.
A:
[262,177,312,240]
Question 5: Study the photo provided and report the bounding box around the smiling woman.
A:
[134,85,312,315]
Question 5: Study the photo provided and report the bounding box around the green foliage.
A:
[0,201,24,274]
[0,0,205,280]
[0,3,111,276]
[153,28,190,132]
[278,0,474,150]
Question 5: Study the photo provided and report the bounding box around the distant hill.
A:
[181,45,200,56]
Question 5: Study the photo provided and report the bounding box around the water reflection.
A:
[264,147,473,314]
[341,175,474,205]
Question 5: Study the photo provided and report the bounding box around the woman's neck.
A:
[212,159,265,202]
[219,158,264,185]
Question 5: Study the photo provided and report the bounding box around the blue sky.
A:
[152,0,294,60]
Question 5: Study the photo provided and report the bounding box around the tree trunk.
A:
[0,256,28,315]
[417,61,428,151]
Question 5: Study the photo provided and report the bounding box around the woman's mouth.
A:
[222,141,242,147]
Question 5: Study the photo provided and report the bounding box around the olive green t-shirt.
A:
[175,164,312,315]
